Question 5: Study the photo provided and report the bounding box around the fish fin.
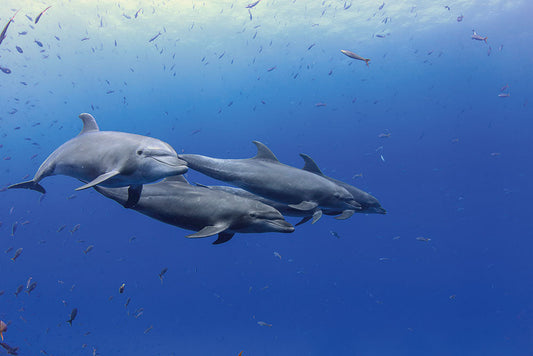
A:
[335,209,355,220]
[212,232,235,245]
[299,154,324,175]
[311,209,323,224]
[186,223,230,239]
[288,201,318,211]
[252,141,280,162]
[162,175,188,184]
[123,184,142,208]
[295,216,312,226]
[8,180,46,193]
[75,170,120,190]
[78,113,100,135]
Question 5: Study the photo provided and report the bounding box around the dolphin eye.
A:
[249,212,257,218]
[137,150,143,155]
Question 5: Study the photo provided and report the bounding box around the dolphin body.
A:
[8,113,188,207]
[93,175,295,244]
[179,141,361,218]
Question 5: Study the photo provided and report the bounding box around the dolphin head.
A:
[236,203,295,234]
[343,186,386,214]
[135,138,188,181]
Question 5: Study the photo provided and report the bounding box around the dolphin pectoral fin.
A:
[335,209,355,220]
[162,175,189,184]
[123,184,142,208]
[288,201,318,211]
[311,209,323,224]
[212,232,235,245]
[186,223,231,239]
[75,170,120,191]
[8,180,46,194]
[295,216,312,226]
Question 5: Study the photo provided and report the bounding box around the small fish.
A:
[70,224,80,234]
[18,31,27,35]
[80,37,90,41]
[149,32,161,42]
[67,308,78,326]
[143,325,153,334]
[257,321,272,327]
[119,283,125,294]
[5,247,13,254]
[340,49,370,66]
[84,245,94,254]
[0,66,12,74]
[449,294,456,300]
[330,231,340,239]
[26,277,32,289]
[0,342,18,355]
[307,43,315,50]
[11,248,23,262]
[416,237,431,242]
[444,5,450,10]
[246,0,262,8]
[0,320,6,341]
[0,10,19,46]
[273,252,282,259]
[378,132,391,138]
[457,14,463,22]
[498,93,510,98]
[11,222,18,236]
[15,46,22,53]
[26,282,37,295]
[14,285,23,297]
[471,30,487,43]
[159,267,168,283]
[35,6,52,24]
[267,66,276,72]
[57,224,66,232]
[315,102,327,107]
[34,40,43,47]
[135,9,142,18]
[124,297,131,308]
[378,2,385,10]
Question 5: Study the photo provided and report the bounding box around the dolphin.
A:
[298,153,386,223]
[8,113,187,207]
[93,175,295,244]
[179,141,361,218]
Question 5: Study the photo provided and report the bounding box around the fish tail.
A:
[67,320,72,326]
[8,180,46,194]
[484,37,488,43]
[365,58,370,66]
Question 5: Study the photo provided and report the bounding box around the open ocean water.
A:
[0,0,532,355]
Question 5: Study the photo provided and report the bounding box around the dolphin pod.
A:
[7,113,385,244]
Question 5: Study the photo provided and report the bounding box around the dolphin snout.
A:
[270,219,295,233]
[151,155,188,167]
[374,207,387,214]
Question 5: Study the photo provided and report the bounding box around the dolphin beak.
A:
[151,155,188,167]
[269,219,295,233]
[375,207,387,214]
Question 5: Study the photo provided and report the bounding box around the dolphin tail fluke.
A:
[212,232,235,245]
[8,180,46,194]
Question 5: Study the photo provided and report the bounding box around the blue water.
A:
[1,1,532,355]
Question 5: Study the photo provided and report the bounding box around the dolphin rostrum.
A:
[179,141,361,218]
[8,113,187,207]
[93,175,295,244]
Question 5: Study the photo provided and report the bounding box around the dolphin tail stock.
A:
[8,180,46,194]
[212,232,235,245]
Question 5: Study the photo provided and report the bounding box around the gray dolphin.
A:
[8,113,187,207]
[93,175,295,244]
[179,141,361,217]
[298,153,386,223]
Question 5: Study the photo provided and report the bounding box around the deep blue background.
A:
[1,1,532,355]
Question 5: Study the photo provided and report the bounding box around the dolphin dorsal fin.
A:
[78,113,100,135]
[299,154,324,175]
[252,141,279,162]
[163,175,189,184]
